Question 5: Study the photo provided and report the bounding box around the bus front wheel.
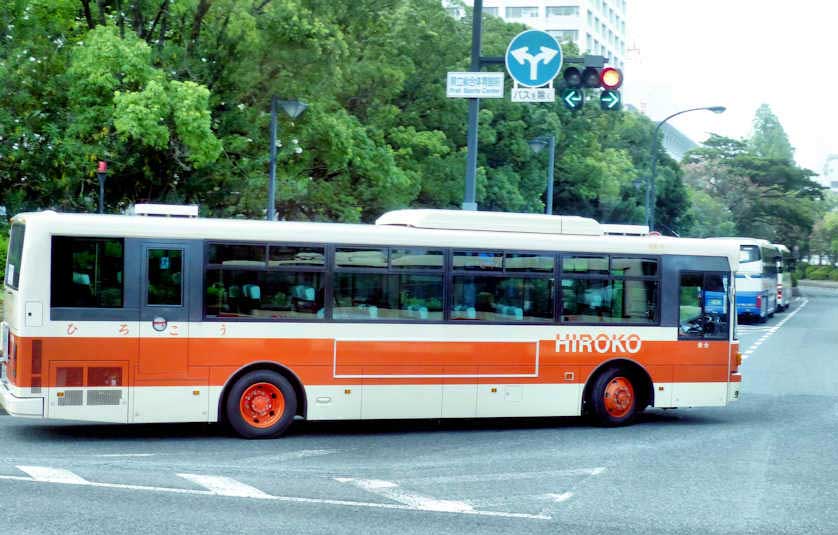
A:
[226,370,297,439]
[589,367,639,426]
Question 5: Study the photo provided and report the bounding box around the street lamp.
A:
[268,97,308,221]
[647,106,725,231]
[528,135,556,215]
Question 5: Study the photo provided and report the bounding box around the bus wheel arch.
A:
[219,361,307,426]
[581,359,653,424]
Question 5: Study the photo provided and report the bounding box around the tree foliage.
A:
[683,125,824,250]
[749,103,794,162]
[0,0,707,233]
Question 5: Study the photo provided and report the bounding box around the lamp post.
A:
[528,135,556,215]
[647,106,725,231]
[268,97,308,221]
[96,160,107,214]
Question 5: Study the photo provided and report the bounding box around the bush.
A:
[830,269,838,282]
[795,261,809,280]
[808,266,832,280]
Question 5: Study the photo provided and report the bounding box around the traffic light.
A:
[560,88,584,111]
[563,67,581,88]
[581,67,601,88]
[558,57,623,111]
[600,67,623,90]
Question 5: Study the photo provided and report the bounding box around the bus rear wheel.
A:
[226,370,297,439]
[589,367,639,426]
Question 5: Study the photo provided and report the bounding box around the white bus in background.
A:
[709,237,777,322]
[771,244,793,311]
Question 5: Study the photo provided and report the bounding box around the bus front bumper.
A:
[728,374,742,402]
[0,380,44,418]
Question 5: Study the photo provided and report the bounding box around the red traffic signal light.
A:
[600,67,623,90]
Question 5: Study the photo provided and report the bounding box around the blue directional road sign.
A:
[560,88,584,111]
[505,30,563,88]
[600,90,622,111]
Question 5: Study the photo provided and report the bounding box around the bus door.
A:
[675,271,731,406]
[134,240,209,422]
[138,242,193,379]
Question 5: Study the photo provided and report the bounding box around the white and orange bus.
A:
[1,208,742,438]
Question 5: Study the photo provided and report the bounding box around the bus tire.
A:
[226,370,297,439]
[589,366,639,427]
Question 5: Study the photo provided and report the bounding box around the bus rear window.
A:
[739,245,760,263]
[51,237,124,308]
[5,223,25,289]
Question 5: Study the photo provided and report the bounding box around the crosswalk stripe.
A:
[17,466,89,485]
[335,478,474,513]
[177,473,272,499]
[400,466,606,484]
[0,470,550,520]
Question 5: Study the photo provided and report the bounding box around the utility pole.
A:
[462,0,504,211]
[462,0,483,211]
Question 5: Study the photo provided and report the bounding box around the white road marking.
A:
[0,468,549,521]
[94,453,155,458]
[17,466,89,485]
[741,299,808,360]
[400,466,606,484]
[546,492,574,503]
[282,449,335,460]
[335,478,475,513]
[178,473,273,499]
[248,449,336,463]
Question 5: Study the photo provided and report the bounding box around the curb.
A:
[797,280,838,289]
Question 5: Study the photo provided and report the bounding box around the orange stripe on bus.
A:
[7,336,734,388]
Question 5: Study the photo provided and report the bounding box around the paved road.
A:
[1,287,837,534]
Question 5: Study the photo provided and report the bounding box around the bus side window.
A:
[147,249,183,306]
[679,272,730,339]
[679,273,704,337]
[51,237,124,308]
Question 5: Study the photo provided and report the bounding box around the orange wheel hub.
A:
[239,382,285,428]
[603,376,634,418]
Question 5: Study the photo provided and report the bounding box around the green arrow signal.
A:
[560,88,583,111]
[600,90,621,111]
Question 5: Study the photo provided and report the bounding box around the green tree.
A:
[683,133,822,247]
[0,0,692,230]
[809,211,838,266]
[749,103,794,162]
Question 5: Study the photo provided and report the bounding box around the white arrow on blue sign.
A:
[505,30,563,88]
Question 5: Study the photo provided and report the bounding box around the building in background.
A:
[456,0,627,69]
[822,155,838,192]
[659,123,698,162]
[624,104,698,162]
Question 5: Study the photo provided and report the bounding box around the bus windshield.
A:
[739,245,760,264]
[5,223,25,289]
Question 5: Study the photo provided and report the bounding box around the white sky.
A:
[624,0,838,177]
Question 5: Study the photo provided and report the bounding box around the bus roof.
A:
[376,209,602,236]
[706,236,772,247]
[11,210,740,267]
[601,224,650,236]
